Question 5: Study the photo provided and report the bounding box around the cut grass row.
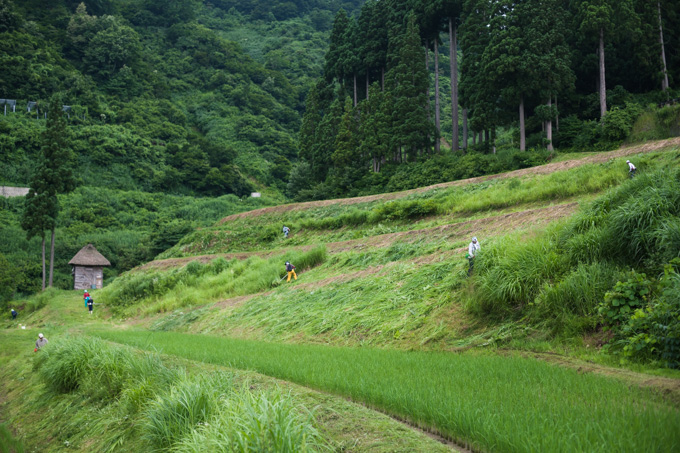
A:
[162,152,668,258]
[95,330,680,453]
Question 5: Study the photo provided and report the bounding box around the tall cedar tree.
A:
[578,0,638,118]
[460,0,495,146]
[21,95,76,288]
[359,83,392,172]
[385,14,434,161]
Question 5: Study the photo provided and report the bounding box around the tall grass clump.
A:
[143,373,232,451]
[33,336,179,405]
[175,386,326,453]
[470,235,568,318]
[469,169,680,325]
[560,169,680,267]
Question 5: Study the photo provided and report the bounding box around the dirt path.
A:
[519,351,680,405]
[140,202,578,271]
[219,137,680,223]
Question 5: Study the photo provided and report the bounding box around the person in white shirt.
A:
[626,160,636,177]
[467,237,480,276]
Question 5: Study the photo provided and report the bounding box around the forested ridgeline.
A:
[295,0,680,200]
[0,0,362,195]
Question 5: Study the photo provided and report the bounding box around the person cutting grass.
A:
[467,236,480,276]
[285,261,297,282]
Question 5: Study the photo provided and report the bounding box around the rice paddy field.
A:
[2,140,680,452]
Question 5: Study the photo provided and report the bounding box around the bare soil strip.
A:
[218,137,680,223]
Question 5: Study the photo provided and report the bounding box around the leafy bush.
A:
[604,263,680,368]
[598,271,653,326]
[601,103,643,141]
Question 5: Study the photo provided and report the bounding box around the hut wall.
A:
[73,266,104,289]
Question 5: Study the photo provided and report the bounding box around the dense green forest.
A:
[0,0,362,294]
[0,0,362,195]
[295,0,680,199]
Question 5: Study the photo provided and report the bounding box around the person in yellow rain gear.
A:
[285,261,297,282]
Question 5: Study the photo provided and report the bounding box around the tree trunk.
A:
[434,39,441,153]
[366,70,370,100]
[462,108,468,151]
[353,73,358,107]
[41,236,46,291]
[472,131,476,146]
[546,97,553,152]
[599,27,607,118]
[658,1,670,92]
[450,18,459,152]
[555,95,559,131]
[381,67,385,91]
[519,95,526,151]
[425,47,430,118]
[484,129,489,144]
[478,131,483,144]
[49,229,55,287]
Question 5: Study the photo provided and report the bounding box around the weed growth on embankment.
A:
[27,337,326,452]
[96,330,680,453]
[469,168,680,336]
[99,245,327,315]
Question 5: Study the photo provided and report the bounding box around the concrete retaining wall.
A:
[0,186,30,198]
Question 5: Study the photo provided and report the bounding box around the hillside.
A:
[2,141,679,452]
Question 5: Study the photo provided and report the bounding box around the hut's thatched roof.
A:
[68,244,111,266]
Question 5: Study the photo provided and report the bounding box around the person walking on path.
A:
[35,333,48,351]
[87,296,94,314]
[11,308,17,320]
[283,225,290,238]
[285,261,297,282]
[627,160,636,178]
[467,236,480,276]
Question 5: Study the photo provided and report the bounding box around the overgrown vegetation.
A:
[100,245,327,315]
[29,336,326,452]
[467,168,680,345]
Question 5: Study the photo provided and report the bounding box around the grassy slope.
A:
[2,139,680,452]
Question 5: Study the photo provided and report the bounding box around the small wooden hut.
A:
[68,244,110,290]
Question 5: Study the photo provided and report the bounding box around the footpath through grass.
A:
[96,329,680,453]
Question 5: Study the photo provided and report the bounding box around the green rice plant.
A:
[99,330,680,453]
[174,385,327,453]
[143,373,233,451]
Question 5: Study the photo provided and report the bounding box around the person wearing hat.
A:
[467,236,481,276]
[283,225,290,238]
[84,289,90,307]
[626,160,636,177]
[35,333,48,351]
[284,261,297,282]
[11,308,17,320]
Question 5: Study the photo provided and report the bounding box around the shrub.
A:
[598,271,654,326]
[607,264,680,368]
